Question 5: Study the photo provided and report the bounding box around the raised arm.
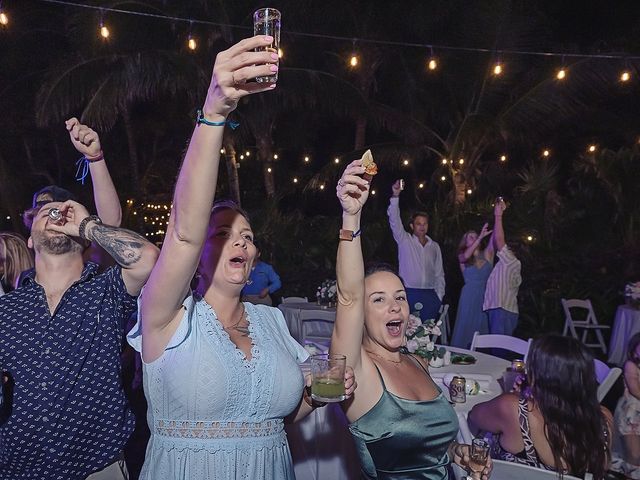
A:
[65,118,122,227]
[48,200,158,295]
[386,180,410,244]
[458,223,492,268]
[139,37,277,362]
[331,160,370,373]
[492,198,507,252]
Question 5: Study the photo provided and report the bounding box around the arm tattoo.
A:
[87,223,147,267]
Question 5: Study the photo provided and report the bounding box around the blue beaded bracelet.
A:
[196,109,239,129]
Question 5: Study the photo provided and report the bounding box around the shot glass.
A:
[310,354,346,402]
[253,8,281,83]
[467,438,490,477]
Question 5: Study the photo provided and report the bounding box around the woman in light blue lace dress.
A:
[451,225,494,348]
[128,37,354,479]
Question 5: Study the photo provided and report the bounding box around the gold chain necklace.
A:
[365,349,403,364]
[222,304,249,336]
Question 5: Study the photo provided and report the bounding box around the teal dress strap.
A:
[349,353,459,479]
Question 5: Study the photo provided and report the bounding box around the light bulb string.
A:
[34,0,640,61]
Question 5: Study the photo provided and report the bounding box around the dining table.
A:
[286,345,510,479]
[608,304,640,365]
[278,301,336,343]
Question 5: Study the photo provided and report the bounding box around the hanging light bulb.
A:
[458,158,464,165]
[418,183,425,189]
[304,156,310,163]
[500,155,507,162]
[334,157,340,164]
[267,167,272,173]
[273,153,278,159]
[466,188,473,195]
[187,21,196,51]
[371,190,376,195]
[440,175,446,182]
[293,177,298,183]
[99,21,110,39]
[587,144,596,153]
[0,6,8,26]
[542,149,550,157]
[319,184,325,190]
[556,67,566,80]
[245,151,250,157]
[441,158,448,165]
[621,70,631,82]
[403,159,409,166]
[427,46,437,71]
[492,61,503,76]
[188,35,197,51]
[349,40,359,68]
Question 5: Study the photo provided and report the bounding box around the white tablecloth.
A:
[278,302,336,343]
[608,305,640,365]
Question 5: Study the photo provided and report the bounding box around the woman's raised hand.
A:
[479,222,492,240]
[202,36,279,121]
[336,160,370,216]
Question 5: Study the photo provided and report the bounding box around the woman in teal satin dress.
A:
[330,159,492,480]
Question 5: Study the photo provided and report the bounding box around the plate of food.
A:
[450,353,477,365]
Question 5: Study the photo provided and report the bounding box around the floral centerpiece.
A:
[404,303,448,367]
[625,281,640,309]
[316,279,337,305]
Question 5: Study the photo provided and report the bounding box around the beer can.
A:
[449,375,466,403]
[511,359,526,373]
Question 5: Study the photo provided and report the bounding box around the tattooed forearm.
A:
[86,223,147,267]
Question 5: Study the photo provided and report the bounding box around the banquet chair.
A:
[282,296,308,303]
[299,309,335,350]
[561,298,610,354]
[469,331,532,360]
[594,358,622,403]
[437,304,451,345]
[487,460,591,480]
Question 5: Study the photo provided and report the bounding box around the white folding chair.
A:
[437,304,451,345]
[469,331,532,360]
[487,459,590,480]
[299,309,335,350]
[594,358,622,403]
[561,298,610,354]
[282,296,309,303]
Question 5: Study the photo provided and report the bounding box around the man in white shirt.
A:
[483,198,522,335]
[387,179,445,322]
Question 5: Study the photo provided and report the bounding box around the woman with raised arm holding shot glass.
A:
[127,36,355,480]
[331,157,491,479]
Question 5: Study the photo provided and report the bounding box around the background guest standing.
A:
[387,179,445,321]
[241,243,281,306]
[451,224,494,348]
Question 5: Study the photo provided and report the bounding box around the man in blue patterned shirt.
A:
[0,189,159,480]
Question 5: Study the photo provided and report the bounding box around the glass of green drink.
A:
[310,354,346,402]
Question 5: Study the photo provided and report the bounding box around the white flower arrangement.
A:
[404,313,446,362]
[625,282,640,300]
[316,279,337,303]
[625,281,640,308]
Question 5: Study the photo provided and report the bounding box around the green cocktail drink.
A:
[312,377,346,402]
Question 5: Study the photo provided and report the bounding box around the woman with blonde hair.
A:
[450,225,494,348]
[0,232,34,294]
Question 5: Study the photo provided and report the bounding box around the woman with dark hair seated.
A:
[468,334,612,479]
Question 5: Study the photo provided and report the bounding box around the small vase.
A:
[429,356,445,368]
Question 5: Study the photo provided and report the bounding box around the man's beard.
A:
[32,230,83,255]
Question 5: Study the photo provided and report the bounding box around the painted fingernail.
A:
[264,35,273,42]
[269,84,277,88]
[270,53,279,60]
[270,64,279,72]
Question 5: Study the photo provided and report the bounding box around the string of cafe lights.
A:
[0,0,638,82]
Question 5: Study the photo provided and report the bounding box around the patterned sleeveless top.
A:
[489,396,554,470]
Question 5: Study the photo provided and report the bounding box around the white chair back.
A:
[282,296,308,303]
[561,298,610,354]
[299,309,335,349]
[437,304,451,345]
[594,358,622,403]
[469,331,532,360]
[489,460,590,480]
